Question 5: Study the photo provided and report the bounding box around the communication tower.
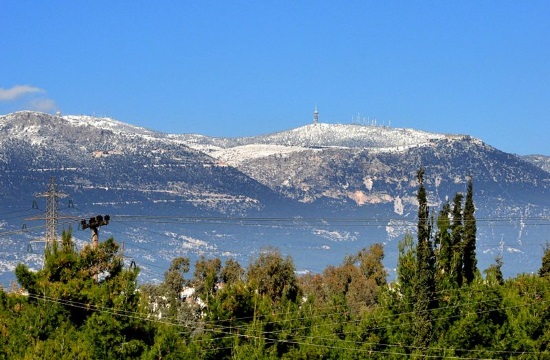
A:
[314,106,319,124]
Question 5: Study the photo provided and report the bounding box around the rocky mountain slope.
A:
[180,123,550,213]
[1,111,549,284]
[523,154,550,173]
[0,111,289,216]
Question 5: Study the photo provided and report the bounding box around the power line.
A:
[21,291,545,359]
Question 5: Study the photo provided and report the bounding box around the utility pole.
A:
[81,215,110,282]
[80,215,110,250]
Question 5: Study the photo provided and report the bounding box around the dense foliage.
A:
[2,175,550,359]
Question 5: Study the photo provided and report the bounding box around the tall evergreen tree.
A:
[463,178,478,284]
[435,202,452,283]
[413,168,436,349]
[538,243,550,277]
[451,192,464,287]
[396,232,416,310]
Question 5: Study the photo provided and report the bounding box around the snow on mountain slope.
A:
[0,111,289,216]
[177,123,447,150]
[523,154,550,173]
[211,144,314,166]
[178,122,452,165]
[247,123,448,148]
[62,114,159,137]
[0,111,170,146]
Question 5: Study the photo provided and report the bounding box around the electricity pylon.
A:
[27,177,67,248]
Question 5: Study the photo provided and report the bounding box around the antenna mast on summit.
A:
[314,106,319,125]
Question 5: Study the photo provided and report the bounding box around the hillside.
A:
[0,111,288,215]
[180,123,550,211]
[523,154,550,173]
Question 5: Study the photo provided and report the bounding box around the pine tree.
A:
[413,168,437,349]
[463,178,478,284]
[14,229,149,358]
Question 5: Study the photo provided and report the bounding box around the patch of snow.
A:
[210,144,312,166]
[394,196,404,215]
[313,229,357,242]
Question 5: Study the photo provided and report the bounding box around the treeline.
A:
[2,170,550,359]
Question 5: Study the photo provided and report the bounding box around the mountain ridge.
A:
[1,110,549,283]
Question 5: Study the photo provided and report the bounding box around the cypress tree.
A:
[539,243,550,277]
[413,168,436,349]
[396,232,416,310]
[435,202,452,283]
[451,192,464,287]
[463,178,478,284]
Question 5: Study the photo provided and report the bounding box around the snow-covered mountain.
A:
[1,111,549,285]
[175,122,447,150]
[179,123,550,209]
[523,154,550,173]
[0,111,288,215]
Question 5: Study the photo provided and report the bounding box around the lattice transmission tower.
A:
[32,177,67,246]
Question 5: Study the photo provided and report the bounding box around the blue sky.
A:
[1,1,549,155]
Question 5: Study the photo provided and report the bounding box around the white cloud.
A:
[0,85,44,101]
[0,84,59,113]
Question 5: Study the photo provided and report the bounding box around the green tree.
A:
[246,248,300,304]
[485,255,504,286]
[354,243,387,287]
[164,257,190,294]
[220,258,244,286]
[539,243,550,277]
[444,279,506,357]
[395,232,416,309]
[141,323,192,360]
[413,168,436,350]
[435,202,452,284]
[193,256,222,303]
[13,229,150,359]
[140,256,199,328]
[500,274,550,357]
[463,178,478,284]
[451,192,464,287]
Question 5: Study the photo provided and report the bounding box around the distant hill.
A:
[523,154,550,173]
[1,111,549,284]
[0,111,289,216]
[180,122,550,211]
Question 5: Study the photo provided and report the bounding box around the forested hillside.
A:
[2,173,550,359]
